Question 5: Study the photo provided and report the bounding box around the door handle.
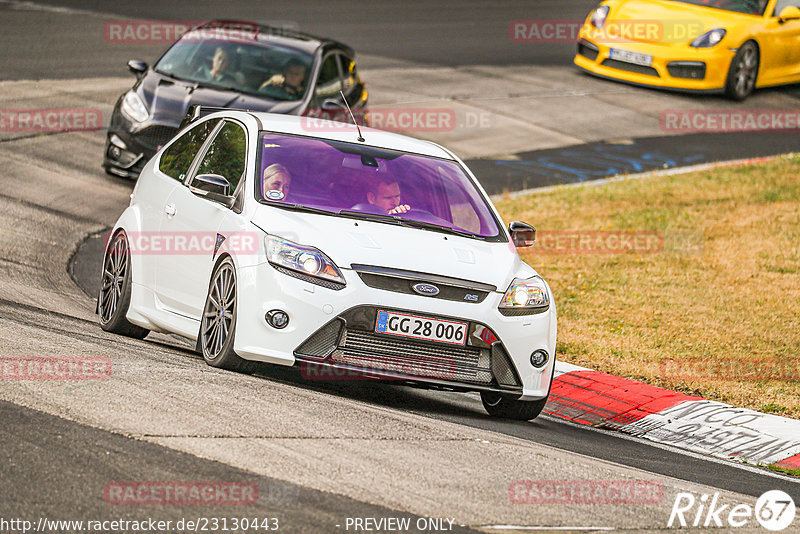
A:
[164,203,177,217]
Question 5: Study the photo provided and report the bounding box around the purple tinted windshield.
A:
[256,133,502,239]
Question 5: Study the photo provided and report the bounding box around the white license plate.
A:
[375,311,467,346]
[609,48,653,67]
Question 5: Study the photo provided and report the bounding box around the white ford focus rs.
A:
[98,108,557,420]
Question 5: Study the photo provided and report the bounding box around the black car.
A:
[104,20,368,178]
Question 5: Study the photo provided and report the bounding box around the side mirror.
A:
[509,221,536,247]
[127,59,148,76]
[191,174,236,208]
[321,98,345,112]
[779,5,800,22]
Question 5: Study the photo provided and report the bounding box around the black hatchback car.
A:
[104,20,368,178]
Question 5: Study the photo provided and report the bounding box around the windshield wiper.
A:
[337,210,405,225]
[397,219,485,240]
[270,203,335,215]
[337,210,483,239]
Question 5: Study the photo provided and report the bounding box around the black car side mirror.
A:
[509,221,536,247]
[127,59,148,76]
[191,174,236,209]
[321,98,345,112]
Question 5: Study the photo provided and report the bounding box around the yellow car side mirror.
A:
[778,5,800,23]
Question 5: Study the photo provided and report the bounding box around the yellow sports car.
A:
[574,0,800,99]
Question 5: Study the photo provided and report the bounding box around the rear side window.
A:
[193,121,247,193]
[158,118,219,181]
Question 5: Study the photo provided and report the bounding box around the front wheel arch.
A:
[724,39,760,101]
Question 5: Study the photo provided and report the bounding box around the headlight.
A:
[266,236,345,285]
[500,276,549,311]
[590,5,610,29]
[691,28,726,48]
[120,91,149,123]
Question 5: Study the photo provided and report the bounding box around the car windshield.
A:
[256,133,503,240]
[668,0,768,15]
[154,30,314,101]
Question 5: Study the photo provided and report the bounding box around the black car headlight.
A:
[266,236,345,285]
[120,91,149,123]
[691,28,726,48]
[500,276,550,312]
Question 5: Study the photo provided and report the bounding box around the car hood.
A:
[138,72,301,126]
[251,208,525,291]
[602,0,747,44]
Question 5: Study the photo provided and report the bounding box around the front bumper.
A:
[574,34,735,93]
[233,263,557,400]
[103,106,180,179]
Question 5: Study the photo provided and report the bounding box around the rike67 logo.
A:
[668,490,796,531]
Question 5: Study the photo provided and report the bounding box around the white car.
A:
[98,109,557,420]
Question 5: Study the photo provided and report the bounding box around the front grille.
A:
[352,264,495,304]
[333,330,493,384]
[667,61,706,80]
[137,125,179,150]
[295,320,343,358]
[491,343,518,387]
[293,306,523,390]
[577,39,599,61]
[601,59,660,77]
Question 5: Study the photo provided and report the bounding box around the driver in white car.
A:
[366,178,411,215]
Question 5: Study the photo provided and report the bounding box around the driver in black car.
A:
[259,58,307,98]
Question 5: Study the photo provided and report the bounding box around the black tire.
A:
[481,391,549,421]
[98,231,150,339]
[724,41,759,101]
[200,257,259,374]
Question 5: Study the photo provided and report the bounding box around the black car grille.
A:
[137,125,179,151]
[601,58,660,77]
[293,306,522,389]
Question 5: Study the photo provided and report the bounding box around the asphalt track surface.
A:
[3,0,800,531]
[0,399,478,533]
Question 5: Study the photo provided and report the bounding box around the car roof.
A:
[220,111,456,160]
[191,20,354,56]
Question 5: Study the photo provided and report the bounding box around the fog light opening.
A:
[266,310,289,329]
[530,349,549,368]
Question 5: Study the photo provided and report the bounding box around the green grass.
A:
[495,154,800,417]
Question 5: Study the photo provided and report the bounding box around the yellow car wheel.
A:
[725,41,759,101]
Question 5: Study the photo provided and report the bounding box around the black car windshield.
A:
[256,133,504,240]
[669,0,768,15]
[154,30,314,101]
